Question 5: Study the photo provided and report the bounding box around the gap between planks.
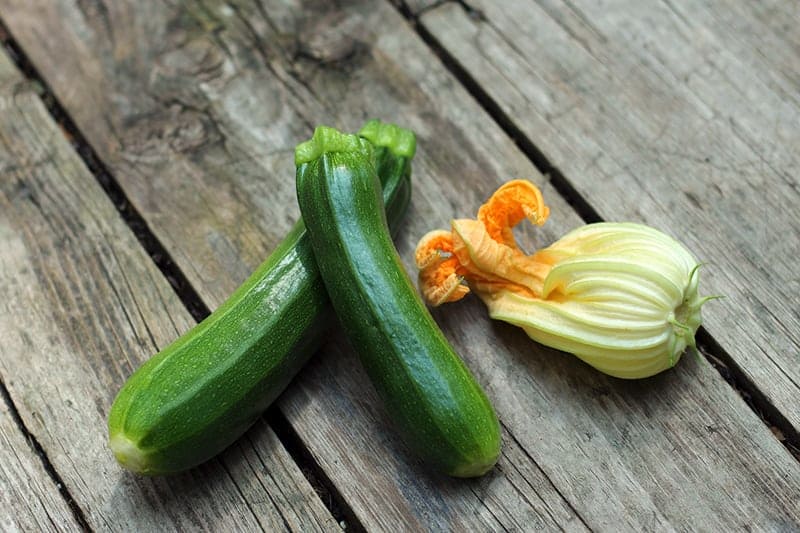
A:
[1,2,797,527]
[0,15,360,531]
[1,1,796,525]
[0,22,91,533]
[0,379,92,531]
[390,0,800,463]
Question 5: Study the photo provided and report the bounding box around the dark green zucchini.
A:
[108,120,414,475]
[295,126,501,477]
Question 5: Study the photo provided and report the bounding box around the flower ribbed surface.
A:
[416,180,712,379]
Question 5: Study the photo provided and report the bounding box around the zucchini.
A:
[295,126,501,477]
[108,120,414,475]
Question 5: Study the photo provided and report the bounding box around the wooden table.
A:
[1,1,798,531]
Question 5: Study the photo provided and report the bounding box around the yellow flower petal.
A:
[413,180,713,379]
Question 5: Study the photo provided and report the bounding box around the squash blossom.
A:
[415,180,714,379]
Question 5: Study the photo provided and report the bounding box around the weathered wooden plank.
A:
[2,0,800,530]
[283,331,587,531]
[1,390,80,532]
[0,1,582,530]
[0,50,335,531]
[416,0,800,436]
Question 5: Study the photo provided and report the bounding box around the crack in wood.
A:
[497,419,593,531]
[390,0,800,471]
[0,12,363,529]
[0,379,92,532]
[3,1,799,529]
[265,406,362,533]
[392,0,603,225]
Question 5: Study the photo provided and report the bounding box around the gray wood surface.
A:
[1,390,79,532]
[0,1,583,529]
[0,0,799,531]
[0,49,335,532]
[416,0,800,435]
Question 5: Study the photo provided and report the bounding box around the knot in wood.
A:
[297,12,370,66]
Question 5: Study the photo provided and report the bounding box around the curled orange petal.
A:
[414,180,551,306]
[415,230,470,306]
[415,230,455,269]
[477,179,550,248]
[452,219,546,298]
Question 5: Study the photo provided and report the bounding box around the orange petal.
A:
[477,179,550,248]
[414,180,553,306]
[415,230,455,269]
[415,229,470,306]
[418,266,470,306]
[452,219,547,298]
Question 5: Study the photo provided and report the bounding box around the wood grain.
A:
[416,0,800,435]
[1,390,80,532]
[0,1,582,529]
[1,0,800,530]
[0,50,335,532]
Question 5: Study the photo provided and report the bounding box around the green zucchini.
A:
[108,120,414,475]
[295,126,501,477]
